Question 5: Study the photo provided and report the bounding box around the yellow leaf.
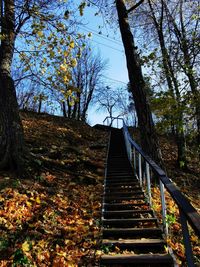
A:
[36,196,41,204]
[70,58,77,67]
[38,239,46,248]
[56,251,67,258]
[69,41,75,49]
[60,39,65,45]
[26,201,32,207]
[37,31,44,37]
[64,50,69,57]
[49,50,55,58]
[96,250,102,256]
[63,75,69,83]
[22,241,30,252]
[60,64,68,72]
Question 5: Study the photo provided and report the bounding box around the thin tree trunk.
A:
[72,93,78,119]
[38,94,42,114]
[164,0,200,154]
[81,84,95,122]
[116,0,163,165]
[77,92,81,121]
[62,101,67,118]
[0,0,24,172]
[67,98,71,118]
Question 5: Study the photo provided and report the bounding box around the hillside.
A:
[0,111,199,266]
[0,111,108,266]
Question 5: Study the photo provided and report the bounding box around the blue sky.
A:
[74,1,129,125]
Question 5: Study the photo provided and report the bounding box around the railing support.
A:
[146,162,152,206]
[179,209,195,267]
[159,180,168,236]
[133,147,136,176]
[138,154,142,187]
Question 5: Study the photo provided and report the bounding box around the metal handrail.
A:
[103,116,124,128]
[122,120,200,267]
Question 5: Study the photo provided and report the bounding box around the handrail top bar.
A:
[103,116,124,123]
[123,121,200,238]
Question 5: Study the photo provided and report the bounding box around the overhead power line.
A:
[79,25,122,46]
[79,26,123,48]
[91,39,124,53]
[102,75,128,85]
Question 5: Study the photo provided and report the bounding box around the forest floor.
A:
[0,111,199,266]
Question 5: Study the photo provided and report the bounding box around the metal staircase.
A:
[101,128,174,266]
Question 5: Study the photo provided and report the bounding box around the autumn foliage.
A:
[0,111,107,266]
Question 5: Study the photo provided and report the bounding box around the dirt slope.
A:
[0,111,108,266]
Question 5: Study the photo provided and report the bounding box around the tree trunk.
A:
[116,0,163,165]
[0,0,25,172]
[81,84,94,122]
[38,94,42,114]
[67,98,71,118]
[0,74,24,172]
[62,101,67,118]
[77,92,81,121]
[72,97,77,119]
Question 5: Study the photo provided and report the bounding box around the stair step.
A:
[108,156,128,159]
[108,165,131,168]
[105,179,138,184]
[103,209,153,218]
[105,184,141,189]
[103,203,149,211]
[105,182,140,188]
[107,173,133,176]
[103,196,145,203]
[102,218,157,227]
[102,238,166,250]
[108,166,132,169]
[104,191,144,196]
[100,253,174,266]
[106,177,134,182]
[103,228,162,238]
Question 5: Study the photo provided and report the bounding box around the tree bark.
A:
[38,94,42,114]
[62,101,67,118]
[81,83,95,121]
[67,97,71,118]
[115,0,163,165]
[0,0,25,172]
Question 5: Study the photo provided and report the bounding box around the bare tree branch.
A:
[127,0,145,14]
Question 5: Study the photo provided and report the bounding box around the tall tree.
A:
[0,0,84,172]
[0,0,24,172]
[164,0,200,154]
[96,86,124,125]
[147,0,187,168]
[63,44,107,121]
[115,0,162,164]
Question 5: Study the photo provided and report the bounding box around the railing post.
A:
[133,147,136,176]
[179,209,195,267]
[146,162,152,206]
[138,154,142,187]
[159,180,168,236]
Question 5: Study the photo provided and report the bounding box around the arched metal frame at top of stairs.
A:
[103,116,200,267]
